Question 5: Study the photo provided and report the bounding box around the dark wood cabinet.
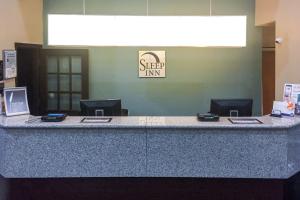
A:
[15,43,43,116]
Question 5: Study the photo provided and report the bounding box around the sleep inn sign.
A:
[139,51,166,78]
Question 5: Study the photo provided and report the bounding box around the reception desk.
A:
[0,115,300,179]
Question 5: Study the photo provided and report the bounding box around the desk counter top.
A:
[1,115,300,179]
[0,115,299,129]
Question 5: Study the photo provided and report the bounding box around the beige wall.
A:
[255,0,278,26]
[0,0,43,59]
[256,0,300,100]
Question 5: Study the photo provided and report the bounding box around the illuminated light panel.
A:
[48,14,247,47]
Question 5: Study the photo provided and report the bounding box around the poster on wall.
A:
[138,51,166,78]
[283,83,300,103]
[2,50,17,79]
[0,60,3,81]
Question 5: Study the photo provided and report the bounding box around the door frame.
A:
[15,43,43,115]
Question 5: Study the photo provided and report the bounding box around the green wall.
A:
[44,0,262,116]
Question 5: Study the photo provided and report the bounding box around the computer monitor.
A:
[80,99,122,116]
[210,99,253,117]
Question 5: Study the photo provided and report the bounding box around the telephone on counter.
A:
[41,113,67,122]
[197,113,220,122]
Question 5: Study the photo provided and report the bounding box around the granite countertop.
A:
[0,115,299,129]
[0,114,299,179]
[0,115,147,129]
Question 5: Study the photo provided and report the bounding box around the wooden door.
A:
[40,49,89,115]
[262,23,275,115]
[262,50,275,115]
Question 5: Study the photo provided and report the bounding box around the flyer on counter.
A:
[2,50,17,79]
[272,101,295,116]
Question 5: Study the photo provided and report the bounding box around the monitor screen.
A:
[210,99,253,117]
[80,99,122,116]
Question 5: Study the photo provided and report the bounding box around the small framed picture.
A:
[4,87,30,116]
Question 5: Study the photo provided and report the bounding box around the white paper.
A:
[3,50,17,79]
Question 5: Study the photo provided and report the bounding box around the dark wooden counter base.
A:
[1,175,300,200]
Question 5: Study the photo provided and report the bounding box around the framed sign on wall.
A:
[138,51,166,78]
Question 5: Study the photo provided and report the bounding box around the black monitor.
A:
[80,99,122,116]
[210,99,253,117]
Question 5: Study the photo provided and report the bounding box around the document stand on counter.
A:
[81,117,112,123]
